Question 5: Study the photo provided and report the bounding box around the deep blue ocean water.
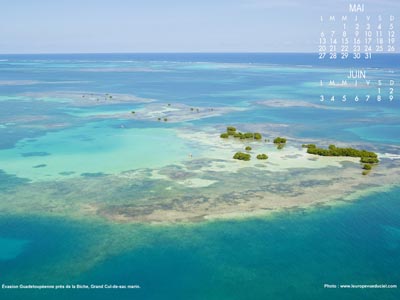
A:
[0,187,399,300]
[0,53,399,299]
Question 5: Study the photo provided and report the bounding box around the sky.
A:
[0,0,399,53]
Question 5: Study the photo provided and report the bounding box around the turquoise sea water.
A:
[0,53,399,299]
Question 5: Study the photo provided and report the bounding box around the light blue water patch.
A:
[0,95,32,102]
[346,125,400,145]
[64,104,142,117]
[0,120,194,181]
[0,237,30,260]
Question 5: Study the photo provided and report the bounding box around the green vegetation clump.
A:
[164,118,168,122]
[131,111,135,114]
[306,144,379,173]
[306,145,378,161]
[227,126,237,136]
[360,157,379,164]
[245,146,252,151]
[157,117,161,121]
[302,144,316,149]
[363,164,372,170]
[220,133,229,138]
[233,152,251,161]
[256,154,268,160]
[254,133,262,140]
[362,163,372,175]
[273,137,287,144]
[220,127,263,141]
[274,137,287,149]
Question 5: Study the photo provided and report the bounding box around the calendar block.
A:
[318,3,398,103]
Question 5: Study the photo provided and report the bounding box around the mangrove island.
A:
[303,144,379,174]
[256,154,268,160]
[233,152,251,161]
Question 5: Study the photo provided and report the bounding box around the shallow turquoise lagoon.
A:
[0,120,192,181]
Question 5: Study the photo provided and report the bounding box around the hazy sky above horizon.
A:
[0,0,399,53]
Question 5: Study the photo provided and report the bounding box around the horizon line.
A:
[0,51,317,55]
[1,51,398,56]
